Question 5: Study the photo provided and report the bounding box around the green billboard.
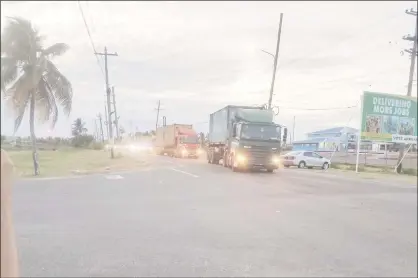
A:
[360,91,417,144]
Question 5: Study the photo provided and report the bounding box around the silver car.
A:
[281,151,331,170]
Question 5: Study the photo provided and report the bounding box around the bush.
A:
[402,168,417,176]
[89,141,104,150]
[71,135,94,148]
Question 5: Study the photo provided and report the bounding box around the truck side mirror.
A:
[283,128,288,144]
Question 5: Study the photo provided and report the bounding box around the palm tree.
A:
[72,118,87,137]
[1,17,73,175]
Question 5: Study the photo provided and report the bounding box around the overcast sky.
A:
[1,1,417,140]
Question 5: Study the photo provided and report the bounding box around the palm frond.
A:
[4,71,34,106]
[1,57,20,92]
[43,60,73,115]
[36,78,58,128]
[13,101,28,133]
[1,17,41,62]
[42,43,69,58]
[4,85,31,133]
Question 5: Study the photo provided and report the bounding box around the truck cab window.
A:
[180,136,199,144]
[241,124,280,140]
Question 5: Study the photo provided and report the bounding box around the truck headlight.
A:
[181,149,188,155]
[272,156,281,164]
[236,154,247,164]
[197,148,203,155]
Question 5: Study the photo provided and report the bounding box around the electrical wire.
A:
[77,1,106,80]
[279,105,358,111]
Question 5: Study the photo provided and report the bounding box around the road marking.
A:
[104,175,124,180]
[169,168,199,178]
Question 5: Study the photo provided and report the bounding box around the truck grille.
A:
[242,146,279,165]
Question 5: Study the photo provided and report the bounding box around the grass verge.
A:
[330,162,417,176]
[7,149,149,178]
[329,163,417,184]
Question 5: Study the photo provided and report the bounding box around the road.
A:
[13,154,417,277]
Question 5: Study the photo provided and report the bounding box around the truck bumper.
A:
[237,161,279,170]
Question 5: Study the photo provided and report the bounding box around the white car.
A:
[281,151,330,170]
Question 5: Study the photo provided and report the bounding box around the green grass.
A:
[8,149,149,178]
[330,162,417,177]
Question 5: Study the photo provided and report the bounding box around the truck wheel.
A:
[266,168,274,173]
[222,156,228,167]
[231,157,239,172]
[298,161,306,168]
[223,152,229,167]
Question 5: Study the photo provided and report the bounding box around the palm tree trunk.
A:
[29,92,40,176]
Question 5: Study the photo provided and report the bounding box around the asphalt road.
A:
[13,154,417,277]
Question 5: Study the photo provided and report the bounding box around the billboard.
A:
[360,91,417,144]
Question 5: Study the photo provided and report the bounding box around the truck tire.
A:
[222,155,228,167]
[209,152,215,164]
[231,156,239,172]
[224,151,230,167]
[266,168,274,173]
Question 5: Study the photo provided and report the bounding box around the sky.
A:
[1,1,417,140]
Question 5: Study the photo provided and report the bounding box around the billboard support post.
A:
[394,143,413,173]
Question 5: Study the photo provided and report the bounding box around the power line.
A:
[280,105,358,111]
[77,1,105,80]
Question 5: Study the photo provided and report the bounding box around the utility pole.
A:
[95,47,118,158]
[397,8,417,173]
[112,86,120,141]
[98,114,105,143]
[155,100,161,132]
[268,13,284,110]
[404,9,418,97]
[104,103,109,140]
[94,119,98,140]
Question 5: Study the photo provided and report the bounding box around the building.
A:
[292,126,359,152]
[292,126,401,153]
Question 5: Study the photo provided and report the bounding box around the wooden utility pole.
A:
[155,100,161,132]
[104,103,109,140]
[98,113,105,143]
[397,8,417,173]
[404,9,418,97]
[95,47,118,158]
[268,13,284,110]
[112,86,120,141]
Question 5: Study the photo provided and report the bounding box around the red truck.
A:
[154,124,201,158]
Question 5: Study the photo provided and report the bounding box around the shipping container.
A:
[155,124,193,149]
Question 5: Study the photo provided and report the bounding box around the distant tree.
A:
[119,126,125,136]
[71,118,87,137]
[1,17,73,175]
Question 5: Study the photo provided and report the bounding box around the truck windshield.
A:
[241,124,280,141]
[180,136,199,144]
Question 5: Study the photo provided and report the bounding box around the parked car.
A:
[281,151,330,170]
